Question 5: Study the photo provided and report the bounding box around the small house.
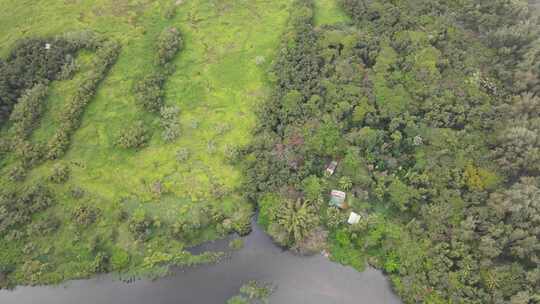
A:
[325,160,338,176]
[329,190,347,208]
[45,43,51,50]
[347,212,361,225]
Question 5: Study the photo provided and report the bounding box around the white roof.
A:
[347,212,361,224]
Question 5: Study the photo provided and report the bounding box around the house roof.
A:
[329,190,346,208]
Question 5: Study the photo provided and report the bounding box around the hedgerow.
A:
[47,39,121,159]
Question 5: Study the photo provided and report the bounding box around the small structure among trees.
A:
[325,160,338,176]
[329,190,347,208]
[347,212,361,225]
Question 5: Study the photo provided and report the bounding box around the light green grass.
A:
[0,0,291,283]
[314,0,350,26]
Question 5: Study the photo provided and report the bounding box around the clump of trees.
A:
[132,27,183,146]
[0,185,55,238]
[48,163,70,183]
[134,27,182,113]
[0,37,79,126]
[160,105,180,142]
[155,27,183,66]
[116,121,148,149]
[71,204,101,226]
[47,39,121,159]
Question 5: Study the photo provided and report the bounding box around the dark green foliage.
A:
[48,163,70,183]
[0,185,55,236]
[128,209,154,241]
[0,37,78,125]
[27,215,61,236]
[7,83,48,141]
[134,27,182,115]
[155,27,182,66]
[116,121,148,149]
[244,0,540,303]
[160,105,180,142]
[71,205,101,226]
[134,72,165,112]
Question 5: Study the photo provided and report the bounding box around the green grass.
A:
[0,0,292,284]
[314,0,350,26]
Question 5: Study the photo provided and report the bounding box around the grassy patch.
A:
[0,0,291,285]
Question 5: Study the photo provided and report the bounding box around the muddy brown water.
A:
[0,222,402,304]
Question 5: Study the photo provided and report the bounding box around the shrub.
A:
[70,186,85,199]
[116,121,148,149]
[7,164,27,182]
[155,27,182,66]
[110,247,130,271]
[58,54,79,80]
[91,252,110,273]
[134,72,165,112]
[71,205,100,226]
[229,238,244,250]
[128,209,154,241]
[176,148,190,162]
[27,216,60,236]
[8,83,48,140]
[13,140,43,167]
[160,105,180,142]
[325,207,346,229]
[48,163,70,183]
[0,185,55,235]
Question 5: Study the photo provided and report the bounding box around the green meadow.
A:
[0,0,293,284]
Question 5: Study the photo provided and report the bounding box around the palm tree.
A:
[275,198,318,245]
[339,176,353,191]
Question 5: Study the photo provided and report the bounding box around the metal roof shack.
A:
[329,190,347,209]
[325,160,338,176]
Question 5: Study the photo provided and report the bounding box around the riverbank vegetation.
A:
[244,0,540,302]
[0,0,291,288]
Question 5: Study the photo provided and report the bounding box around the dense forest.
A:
[243,0,540,303]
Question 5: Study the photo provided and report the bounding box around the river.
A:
[0,222,402,304]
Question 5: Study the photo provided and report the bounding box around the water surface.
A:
[0,223,401,304]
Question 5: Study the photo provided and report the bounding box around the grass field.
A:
[0,0,294,283]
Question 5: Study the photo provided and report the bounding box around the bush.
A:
[48,163,70,183]
[134,72,165,112]
[229,238,244,250]
[110,247,130,271]
[27,216,60,236]
[155,27,182,66]
[70,186,85,199]
[8,83,48,140]
[175,148,190,162]
[0,185,55,235]
[160,105,180,142]
[128,209,154,241]
[71,205,100,226]
[116,121,148,149]
[7,164,27,182]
